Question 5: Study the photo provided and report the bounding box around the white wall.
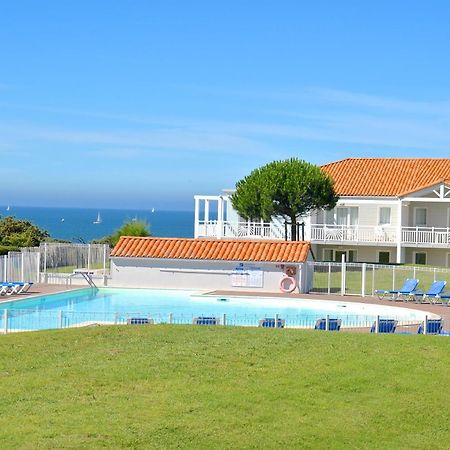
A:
[110,258,310,293]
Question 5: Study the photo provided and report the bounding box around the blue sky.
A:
[2,1,450,210]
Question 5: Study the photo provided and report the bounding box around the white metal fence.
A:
[0,252,40,283]
[1,309,446,334]
[307,261,450,297]
[0,243,111,285]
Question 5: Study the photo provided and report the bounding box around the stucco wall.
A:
[110,258,310,293]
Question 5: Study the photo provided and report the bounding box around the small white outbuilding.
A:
[110,237,313,294]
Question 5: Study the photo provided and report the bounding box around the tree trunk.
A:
[290,217,297,241]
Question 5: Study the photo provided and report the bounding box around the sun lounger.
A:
[407,280,446,303]
[370,319,397,333]
[375,278,419,301]
[192,316,218,325]
[314,318,342,331]
[0,281,34,296]
[126,317,154,325]
[417,319,443,335]
[258,318,286,328]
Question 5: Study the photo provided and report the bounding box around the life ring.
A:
[279,275,297,293]
[285,266,297,277]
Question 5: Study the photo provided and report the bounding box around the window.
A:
[415,208,427,226]
[326,207,358,225]
[414,252,427,265]
[378,207,391,225]
[378,251,390,264]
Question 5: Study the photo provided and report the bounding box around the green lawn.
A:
[1,326,449,449]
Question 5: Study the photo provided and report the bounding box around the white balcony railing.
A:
[196,221,450,247]
[197,220,289,240]
[310,224,397,244]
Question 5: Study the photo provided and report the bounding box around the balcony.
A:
[196,220,288,240]
[196,221,450,248]
[311,224,450,247]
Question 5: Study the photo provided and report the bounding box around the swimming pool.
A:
[0,288,436,332]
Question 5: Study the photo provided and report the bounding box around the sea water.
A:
[0,206,193,242]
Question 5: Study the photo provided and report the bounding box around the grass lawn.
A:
[0,326,449,449]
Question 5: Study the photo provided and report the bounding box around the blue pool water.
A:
[0,288,432,331]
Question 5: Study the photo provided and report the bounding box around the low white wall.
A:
[110,257,309,293]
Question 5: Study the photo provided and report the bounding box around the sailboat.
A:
[93,212,102,224]
[151,208,155,213]
[6,205,10,211]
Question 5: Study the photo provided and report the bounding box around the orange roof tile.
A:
[111,237,311,263]
[321,158,450,197]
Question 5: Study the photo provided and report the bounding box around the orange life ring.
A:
[279,275,297,293]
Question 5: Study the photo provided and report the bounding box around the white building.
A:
[110,236,313,293]
[194,158,450,267]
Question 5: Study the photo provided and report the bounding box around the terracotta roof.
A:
[321,158,450,197]
[111,237,311,263]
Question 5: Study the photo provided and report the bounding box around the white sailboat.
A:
[6,205,10,211]
[151,208,155,213]
[93,212,102,224]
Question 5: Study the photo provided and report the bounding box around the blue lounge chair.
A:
[417,319,443,335]
[193,316,218,325]
[315,318,342,331]
[258,318,285,328]
[375,278,419,301]
[370,319,397,333]
[127,317,154,325]
[407,280,446,303]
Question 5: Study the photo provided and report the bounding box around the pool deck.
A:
[1,284,450,332]
[0,284,82,304]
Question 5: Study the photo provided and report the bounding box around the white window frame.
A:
[377,250,391,264]
[414,207,427,227]
[413,251,427,265]
[378,206,391,226]
[327,206,359,226]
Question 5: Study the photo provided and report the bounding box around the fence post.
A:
[58,310,63,329]
[433,268,436,282]
[103,244,107,275]
[20,253,24,282]
[43,243,48,283]
[424,315,428,335]
[3,255,7,282]
[361,263,366,297]
[341,254,346,296]
[168,313,173,324]
[222,313,226,326]
[325,314,330,331]
[114,312,119,325]
[327,262,331,295]
[87,244,91,271]
[37,251,41,283]
[392,266,396,291]
[275,313,279,329]
[3,309,8,334]
[375,315,380,334]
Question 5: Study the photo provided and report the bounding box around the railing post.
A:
[424,315,428,335]
[222,313,226,326]
[21,252,24,282]
[3,309,8,334]
[43,243,48,283]
[115,312,119,324]
[58,310,63,329]
[168,313,173,324]
[275,313,279,329]
[3,255,7,282]
[361,263,366,297]
[194,197,200,238]
[325,314,330,331]
[375,315,380,334]
[87,244,91,271]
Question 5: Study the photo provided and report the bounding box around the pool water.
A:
[0,288,434,331]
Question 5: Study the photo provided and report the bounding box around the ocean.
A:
[1,206,194,243]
